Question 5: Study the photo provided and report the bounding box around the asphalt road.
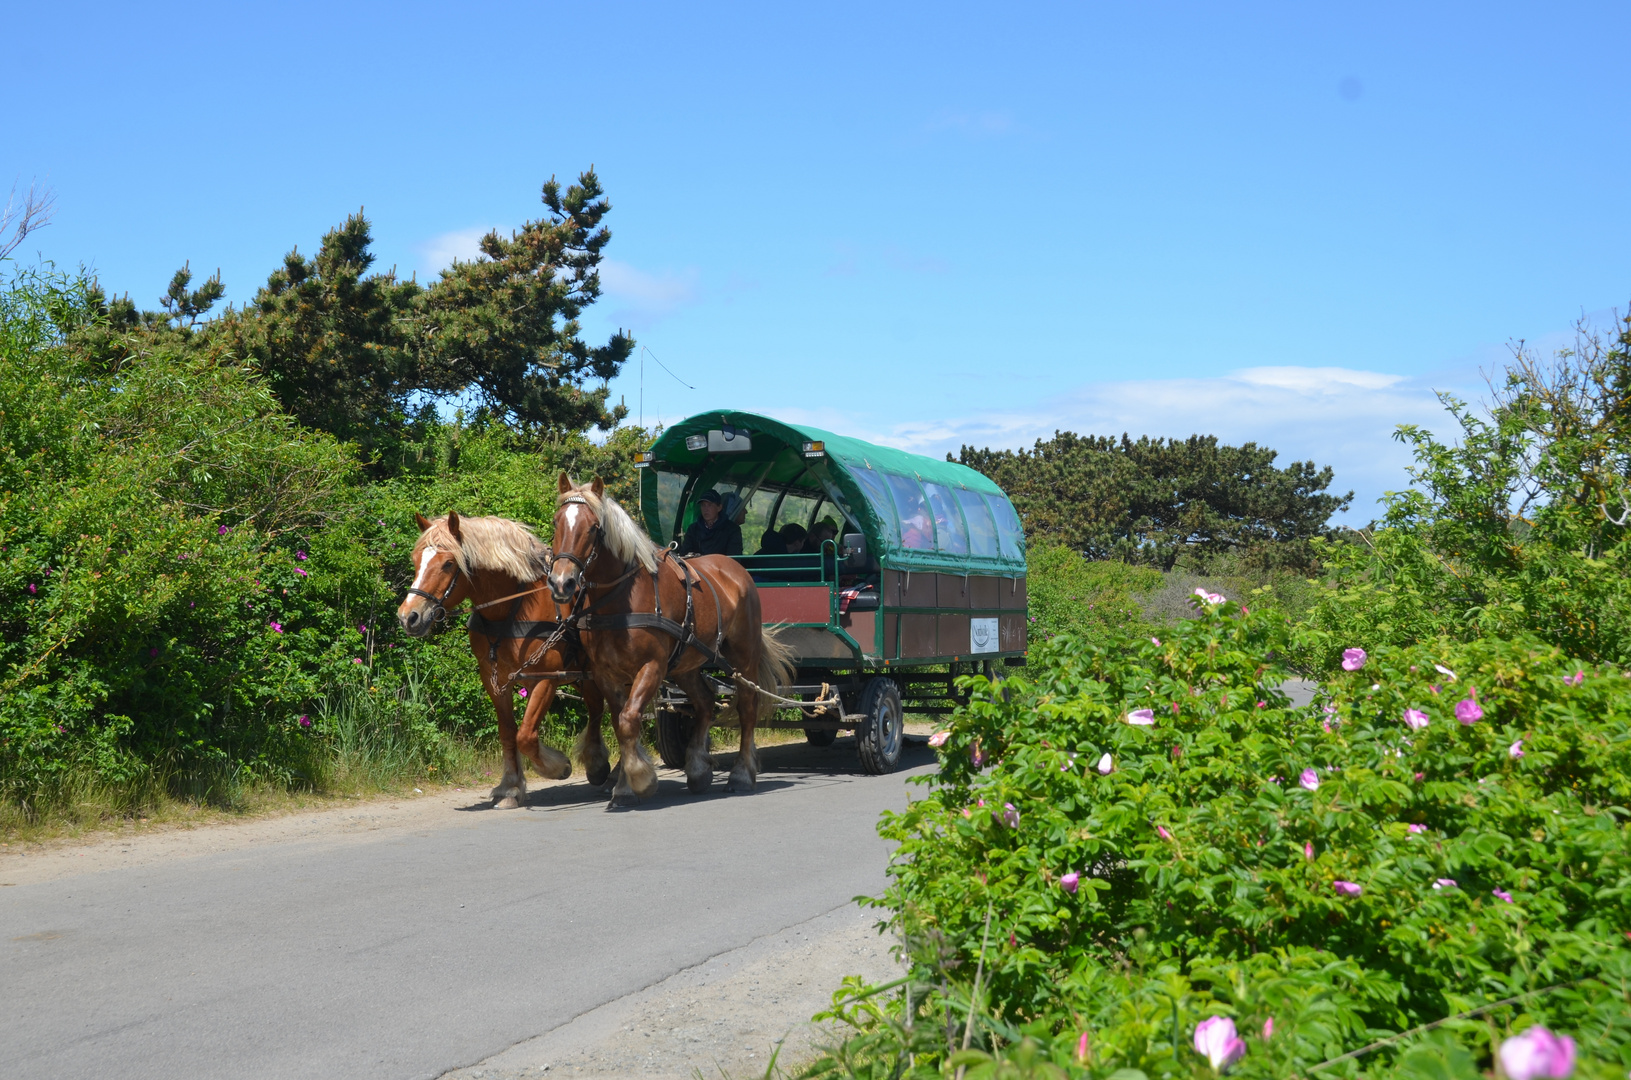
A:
[2,739,935,1080]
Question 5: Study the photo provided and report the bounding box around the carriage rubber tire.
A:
[804,726,838,748]
[855,677,904,775]
[655,710,690,770]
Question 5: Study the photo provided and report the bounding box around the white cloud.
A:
[600,259,701,327]
[417,226,492,276]
[775,365,1481,525]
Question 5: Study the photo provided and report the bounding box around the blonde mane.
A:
[413,514,551,583]
[563,485,660,573]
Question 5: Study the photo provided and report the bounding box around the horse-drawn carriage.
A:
[396,410,1028,808]
[635,411,1029,774]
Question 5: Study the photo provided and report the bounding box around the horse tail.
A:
[756,623,797,698]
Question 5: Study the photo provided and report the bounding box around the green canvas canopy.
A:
[639,410,1026,575]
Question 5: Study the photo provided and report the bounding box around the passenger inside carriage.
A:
[681,489,743,556]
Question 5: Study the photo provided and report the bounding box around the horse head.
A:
[548,473,605,604]
[398,511,474,637]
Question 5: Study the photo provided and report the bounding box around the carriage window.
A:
[922,482,968,555]
[772,490,822,540]
[984,492,1026,561]
[955,487,1000,558]
[657,469,687,541]
[885,473,936,551]
[735,486,778,545]
[849,468,899,547]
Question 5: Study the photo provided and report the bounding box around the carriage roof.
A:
[640,410,1027,576]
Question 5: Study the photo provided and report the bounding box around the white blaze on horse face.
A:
[565,504,580,532]
[412,546,438,592]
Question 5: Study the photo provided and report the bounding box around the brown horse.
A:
[396,512,611,809]
[547,474,793,804]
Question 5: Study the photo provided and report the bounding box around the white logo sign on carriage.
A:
[970,618,998,654]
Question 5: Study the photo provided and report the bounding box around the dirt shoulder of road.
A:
[441,902,904,1080]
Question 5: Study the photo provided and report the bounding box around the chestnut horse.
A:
[547,474,793,804]
[396,512,611,809]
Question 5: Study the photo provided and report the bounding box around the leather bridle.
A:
[549,496,602,602]
[404,556,462,624]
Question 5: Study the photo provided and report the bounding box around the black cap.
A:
[697,489,723,505]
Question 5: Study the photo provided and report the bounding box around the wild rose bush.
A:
[809,602,1631,1079]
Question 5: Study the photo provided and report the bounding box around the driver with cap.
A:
[681,489,744,557]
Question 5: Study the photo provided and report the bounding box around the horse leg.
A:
[572,683,612,788]
[728,650,762,793]
[516,682,572,780]
[489,691,528,809]
[610,661,664,805]
[672,670,716,794]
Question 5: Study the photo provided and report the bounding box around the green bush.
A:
[808,604,1631,1079]
[1026,544,1162,646]
[0,267,642,820]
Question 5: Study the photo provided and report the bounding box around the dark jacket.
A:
[682,517,743,557]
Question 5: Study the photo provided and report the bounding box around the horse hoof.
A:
[494,796,521,809]
[587,765,611,787]
[611,790,641,807]
[726,773,755,793]
[687,770,712,794]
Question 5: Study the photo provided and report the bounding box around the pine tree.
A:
[419,168,633,434]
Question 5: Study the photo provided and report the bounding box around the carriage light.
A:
[684,434,709,452]
[632,451,655,468]
[802,440,825,458]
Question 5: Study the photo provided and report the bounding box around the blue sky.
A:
[10,2,1630,521]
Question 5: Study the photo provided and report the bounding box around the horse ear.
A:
[414,513,432,532]
[447,511,463,540]
[590,476,605,498]
[557,471,573,494]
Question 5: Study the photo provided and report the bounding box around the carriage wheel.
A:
[855,677,903,775]
[804,726,838,747]
[655,710,690,770]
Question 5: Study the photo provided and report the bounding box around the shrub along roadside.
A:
[805,603,1631,1079]
[0,267,638,830]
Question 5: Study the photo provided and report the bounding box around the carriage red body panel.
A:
[758,586,830,625]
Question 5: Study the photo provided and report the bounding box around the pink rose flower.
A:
[1193,1016,1246,1071]
[1493,888,1513,903]
[928,731,950,747]
[1060,871,1079,895]
[1509,739,1524,759]
[1096,753,1114,775]
[1408,823,1426,834]
[1433,878,1456,889]
[1332,881,1362,897]
[1403,708,1429,730]
[1157,824,1173,840]
[1498,1025,1576,1080]
[1126,708,1156,725]
[1300,768,1320,792]
[1341,648,1366,671]
[1261,1017,1274,1041]
[1455,693,1483,724]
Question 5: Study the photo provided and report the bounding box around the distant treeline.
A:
[957,432,1351,571]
